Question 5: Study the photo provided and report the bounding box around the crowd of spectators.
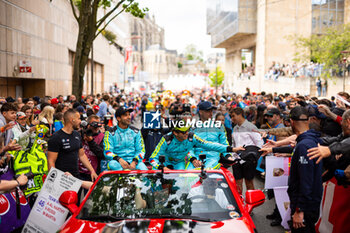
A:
[0,87,349,232]
[264,62,324,80]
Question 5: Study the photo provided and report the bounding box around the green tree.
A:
[291,24,350,78]
[51,0,148,99]
[102,29,117,44]
[208,66,224,88]
[184,44,203,61]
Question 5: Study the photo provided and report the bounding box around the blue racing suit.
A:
[102,125,148,171]
[150,132,229,170]
[192,125,229,169]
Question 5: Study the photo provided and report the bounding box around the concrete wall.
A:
[229,75,350,98]
[264,0,312,72]
[0,0,127,97]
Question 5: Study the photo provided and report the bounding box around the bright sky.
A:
[138,0,224,57]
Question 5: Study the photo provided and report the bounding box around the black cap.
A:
[5,96,15,103]
[115,106,133,118]
[198,101,217,111]
[290,106,309,121]
[33,96,41,103]
[307,105,327,119]
[264,108,281,117]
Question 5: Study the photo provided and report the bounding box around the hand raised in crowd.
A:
[90,171,98,182]
[228,146,245,153]
[29,126,37,133]
[262,139,278,148]
[32,119,40,125]
[16,173,28,186]
[1,121,15,132]
[4,140,22,152]
[259,147,272,157]
[254,129,268,138]
[192,159,202,168]
[119,158,132,170]
[307,143,331,164]
[317,104,331,116]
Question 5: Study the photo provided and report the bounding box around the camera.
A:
[80,120,94,138]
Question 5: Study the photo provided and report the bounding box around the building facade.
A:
[207,0,350,91]
[0,0,129,98]
[128,15,177,89]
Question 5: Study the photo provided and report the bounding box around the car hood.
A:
[60,218,254,233]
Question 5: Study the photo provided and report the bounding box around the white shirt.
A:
[233,120,264,148]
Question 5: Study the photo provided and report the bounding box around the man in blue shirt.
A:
[102,106,148,171]
[97,95,110,120]
[192,101,229,169]
[150,120,243,170]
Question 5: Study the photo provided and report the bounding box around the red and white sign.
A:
[0,194,10,215]
[19,60,32,73]
[10,190,27,205]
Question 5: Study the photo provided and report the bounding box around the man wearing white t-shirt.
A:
[230,107,263,193]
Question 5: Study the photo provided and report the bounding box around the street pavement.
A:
[132,119,285,233]
[248,177,285,233]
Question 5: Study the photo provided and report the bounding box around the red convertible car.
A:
[58,168,265,233]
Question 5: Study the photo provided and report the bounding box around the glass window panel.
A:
[337,0,344,10]
[337,11,344,23]
[329,0,336,9]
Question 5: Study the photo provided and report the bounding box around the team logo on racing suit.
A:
[143,111,161,129]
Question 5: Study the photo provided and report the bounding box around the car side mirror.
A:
[245,190,265,214]
[59,190,79,214]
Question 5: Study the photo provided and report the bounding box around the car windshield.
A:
[78,172,241,222]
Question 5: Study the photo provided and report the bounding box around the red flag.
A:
[124,46,132,63]
[133,63,138,75]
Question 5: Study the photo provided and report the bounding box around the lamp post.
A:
[341,50,350,92]
[123,35,142,90]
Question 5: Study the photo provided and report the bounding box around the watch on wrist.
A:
[15,180,20,187]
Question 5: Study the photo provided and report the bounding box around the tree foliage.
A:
[184,44,203,62]
[208,66,224,87]
[51,0,148,98]
[101,29,117,43]
[291,24,350,78]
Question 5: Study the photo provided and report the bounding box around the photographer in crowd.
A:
[78,115,104,180]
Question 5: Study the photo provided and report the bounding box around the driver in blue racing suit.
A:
[192,101,230,169]
[150,120,244,170]
[102,106,148,171]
